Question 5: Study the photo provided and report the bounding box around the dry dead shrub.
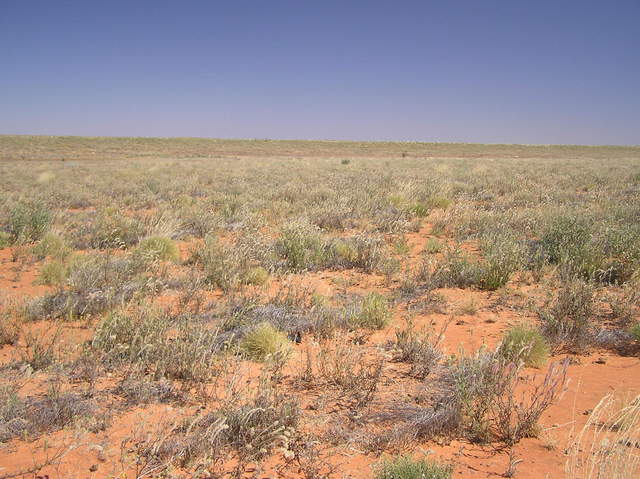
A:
[315,342,385,408]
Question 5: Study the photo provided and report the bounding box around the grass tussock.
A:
[375,456,453,479]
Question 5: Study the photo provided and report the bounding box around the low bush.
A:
[419,248,482,289]
[276,220,326,272]
[0,297,23,346]
[0,385,99,441]
[424,238,442,254]
[87,208,144,249]
[329,234,390,273]
[31,232,71,260]
[29,253,158,319]
[350,292,391,330]
[539,279,595,350]
[134,236,180,263]
[189,235,253,291]
[375,456,453,479]
[391,320,442,378]
[243,266,270,286]
[240,323,292,361]
[37,260,68,286]
[317,342,385,407]
[630,322,640,342]
[93,307,221,383]
[498,324,549,368]
[7,201,52,243]
[0,232,10,248]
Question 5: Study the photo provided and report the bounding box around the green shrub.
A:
[409,202,430,218]
[426,196,452,210]
[89,208,144,249]
[541,215,592,264]
[630,323,640,342]
[8,202,52,243]
[498,324,549,368]
[375,456,453,479]
[243,266,269,286]
[32,233,71,260]
[276,220,325,272]
[424,238,442,254]
[190,235,249,291]
[420,248,482,289]
[351,293,391,330]
[240,323,292,361]
[38,261,68,287]
[135,236,180,263]
[329,235,389,273]
[0,300,22,346]
[477,233,524,291]
[0,232,10,248]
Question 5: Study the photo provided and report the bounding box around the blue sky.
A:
[1,1,639,144]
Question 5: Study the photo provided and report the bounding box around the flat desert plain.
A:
[0,136,639,479]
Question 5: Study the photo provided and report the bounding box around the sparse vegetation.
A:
[0,137,638,478]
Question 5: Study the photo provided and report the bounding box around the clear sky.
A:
[1,1,639,145]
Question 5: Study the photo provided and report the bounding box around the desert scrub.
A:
[630,322,640,342]
[566,393,640,479]
[375,456,453,479]
[328,234,390,272]
[37,260,68,286]
[350,292,391,330]
[317,342,385,407]
[391,319,443,378]
[243,266,270,285]
[276,220,326,271]
[86,207,144,249]
[189,235,253,291]
[29,252,160,319]
[31,232,71,261]
[0,296,25,346]
[240,323,292,361]
[539,214,632,283]
[539,278,595,350]
[498,324,549,368]
[424,237,442,254]
[478,232,524,290]
[418,247,482,289]
[216,288,348,342]
[6,201,52,243]
[93,308,221,382]
[134,236,180,263]
[0,384,100,441]
[152,380,299,469]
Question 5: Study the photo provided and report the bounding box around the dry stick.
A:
[0,443,76,479]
